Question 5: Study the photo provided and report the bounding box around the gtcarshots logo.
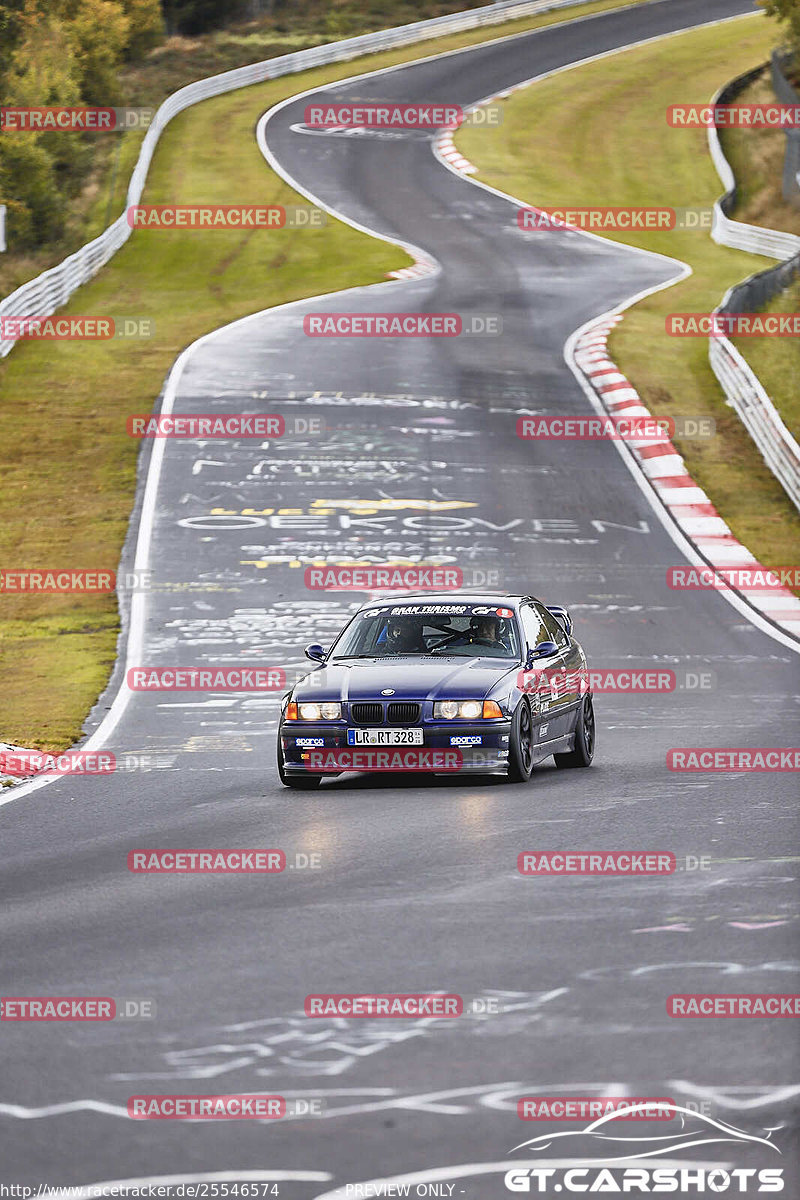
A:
[504,1168,785,1193]
[506,1105,784,1192]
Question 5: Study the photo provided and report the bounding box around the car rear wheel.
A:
[277,740,322,790]
[554,695,595,769]
[507,698,534,782]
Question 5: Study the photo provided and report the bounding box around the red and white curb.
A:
[0,743,40,787]
[387,254,437,281]
[434,125,478,176]
[574,315,800,639]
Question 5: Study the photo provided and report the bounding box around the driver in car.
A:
[384,618,424,654]
[446,613,512,655]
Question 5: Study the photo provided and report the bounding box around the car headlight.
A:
[434,700,494,719]
[296,701,341,720]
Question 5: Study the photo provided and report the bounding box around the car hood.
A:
[293,656,518,703]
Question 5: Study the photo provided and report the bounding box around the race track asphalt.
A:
[2,0,798,1191]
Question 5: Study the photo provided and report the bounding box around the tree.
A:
[760,0,800,65]
[66,0,130,105]
[121,0,164,59]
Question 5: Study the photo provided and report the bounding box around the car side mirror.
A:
[526,640,559,669]
[304,643,327,663]
[546,605,573,637]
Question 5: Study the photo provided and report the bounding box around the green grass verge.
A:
[732,279,799,438]
[457,14,800,581]
[0,0,649,750]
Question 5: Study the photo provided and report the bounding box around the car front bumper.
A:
[279,720,512,776]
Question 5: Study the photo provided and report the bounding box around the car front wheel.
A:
[507,698,534,782]
[554,695,595,769]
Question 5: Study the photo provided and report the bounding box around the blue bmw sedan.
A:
[277,593,594,788]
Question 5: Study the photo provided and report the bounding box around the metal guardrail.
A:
[0,0,589,357]
[708,71,800,260]
[706,71,800,514]
[771,50,800,207]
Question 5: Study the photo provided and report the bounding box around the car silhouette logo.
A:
[381,689,395,695]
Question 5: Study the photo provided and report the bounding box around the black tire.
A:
[277,739,322,790]
[507,698,534,782]
[554,695,595,769]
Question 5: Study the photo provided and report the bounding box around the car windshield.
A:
[329,602,521,659]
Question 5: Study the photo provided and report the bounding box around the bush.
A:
[0,138,67,248]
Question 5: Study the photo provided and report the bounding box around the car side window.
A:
[520,604,546,650]
[536,603,569,648]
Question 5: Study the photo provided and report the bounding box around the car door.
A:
[534,601,584,737]
[519,602,569,743]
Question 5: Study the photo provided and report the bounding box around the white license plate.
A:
[347,728,423,746]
